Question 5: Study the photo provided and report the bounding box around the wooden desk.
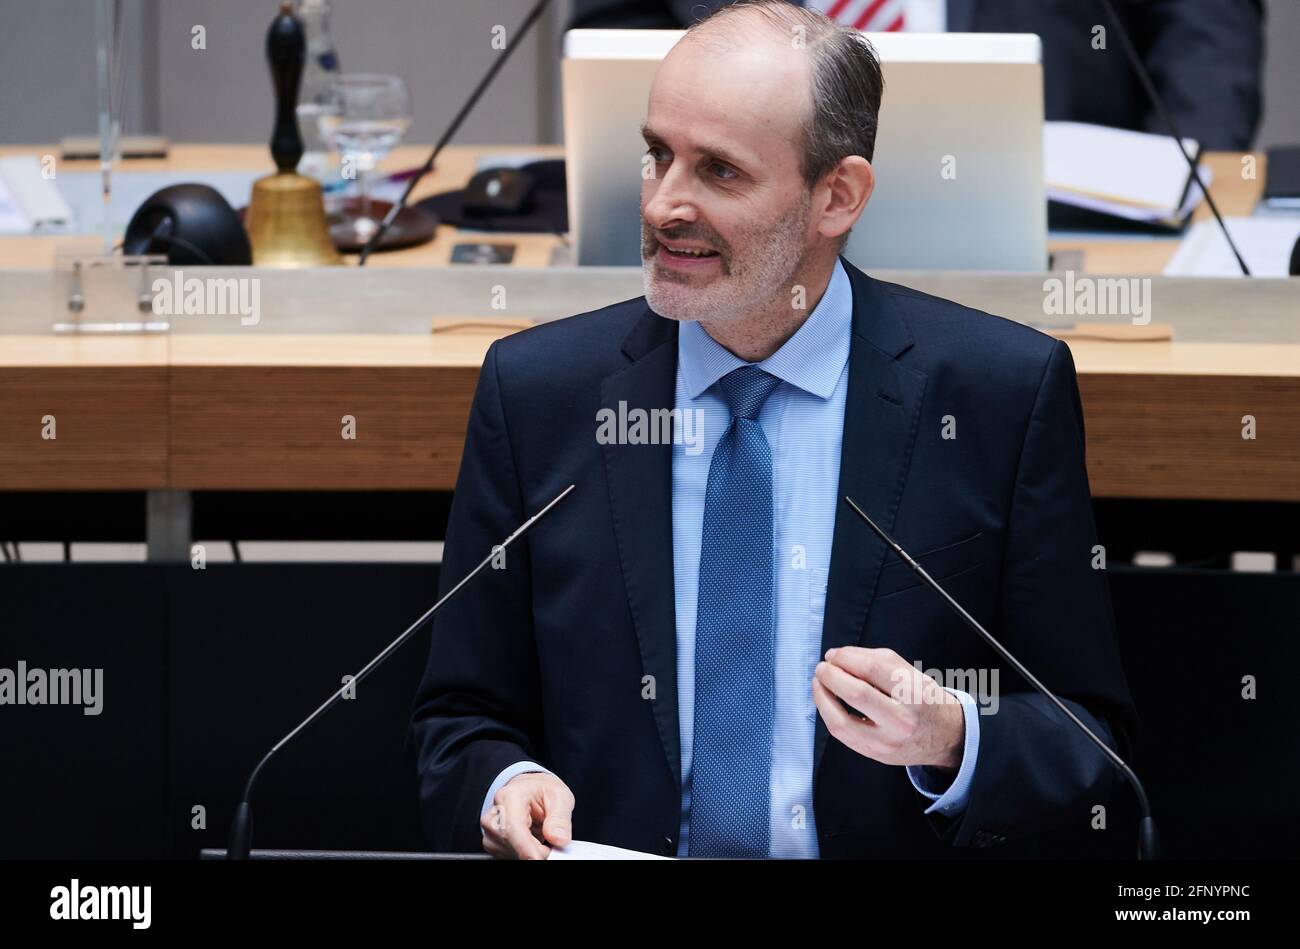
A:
[2,329,1297,501]
[0,145,1294,504]
[0,335,170,489]
[1070,340,1300,501]
[0,330,506,492]
[166,333,497,492]
[0,144,566,270]
[0,144,1264,275]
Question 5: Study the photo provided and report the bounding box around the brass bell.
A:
[245,2,340,267]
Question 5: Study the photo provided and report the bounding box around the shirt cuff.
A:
[905,688,980,817]
[480,761,551,830]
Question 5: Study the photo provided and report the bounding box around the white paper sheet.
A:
[1163,216,1300,277]
[547,840,672,860]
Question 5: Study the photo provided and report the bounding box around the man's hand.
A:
[481,772,575,860]
[812,646,964,771]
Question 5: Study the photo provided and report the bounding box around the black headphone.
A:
[123,183,252,265]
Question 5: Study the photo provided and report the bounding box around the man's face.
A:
[640,29,818,323]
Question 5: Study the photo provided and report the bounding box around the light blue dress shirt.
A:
[482,259,980,857]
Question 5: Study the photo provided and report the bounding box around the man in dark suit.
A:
[570,0,1264,151]
[411,0,1136,859]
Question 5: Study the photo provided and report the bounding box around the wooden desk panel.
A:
[1079,372,1300,502]
[0,335,170,489]
[168,364,478,490]
[1,332,1296,498]
[164,335,1300,500]
[165,332,514,490]
[0,366,169,489]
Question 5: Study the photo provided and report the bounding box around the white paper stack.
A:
[1045,122,1209,228]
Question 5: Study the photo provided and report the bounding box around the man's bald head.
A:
[681,0,885,187]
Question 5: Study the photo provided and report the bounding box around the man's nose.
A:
[642,163,698,230]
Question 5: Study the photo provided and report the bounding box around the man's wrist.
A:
[929,695,966,771]
[907,689,980,815]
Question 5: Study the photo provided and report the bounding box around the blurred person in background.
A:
[570,0,1264,150]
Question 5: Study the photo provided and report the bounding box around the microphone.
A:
[357,0,554,265]
[226,483,575,860]
[1289,234,1300,276]
[842,496,1159,861]
[1096,0,1250,276]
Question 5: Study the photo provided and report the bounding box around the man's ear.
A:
[816,156,874,244]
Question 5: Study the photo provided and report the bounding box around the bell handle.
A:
[266,1,305,174]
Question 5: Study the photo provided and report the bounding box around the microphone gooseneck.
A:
[842,495,1159,860]
[1097,0,1250,277]
[226,483,576,860]
[357,0,554,265]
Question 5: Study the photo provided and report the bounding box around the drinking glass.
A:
[318,73,412,241]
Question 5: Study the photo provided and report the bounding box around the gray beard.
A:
[641,192,812,325]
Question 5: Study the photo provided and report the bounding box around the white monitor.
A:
[561,29,1046,271]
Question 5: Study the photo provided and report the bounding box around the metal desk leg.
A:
[147,490,192,563]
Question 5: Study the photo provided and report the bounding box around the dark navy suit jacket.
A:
[568,0,1263,151]
[410,258,1138,858]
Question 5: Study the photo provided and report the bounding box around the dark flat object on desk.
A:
[1263,146,1300,202]
[417,159,567,234]
[328,198,438,253]
[450,242,515,264]
[235,198,438,254]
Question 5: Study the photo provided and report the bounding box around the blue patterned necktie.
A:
[689,365,781,858]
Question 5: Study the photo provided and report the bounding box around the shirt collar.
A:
[678,257,853,402]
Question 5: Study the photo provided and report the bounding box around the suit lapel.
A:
[600,309,682,793]
[814,261,927,780]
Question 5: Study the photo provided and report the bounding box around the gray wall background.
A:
[0,0,1296,149]
[0,0,571,147]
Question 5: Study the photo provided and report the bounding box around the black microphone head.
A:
[123,183,252,266]
[1290,234,1300,277]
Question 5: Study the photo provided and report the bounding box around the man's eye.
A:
[647,146,670,162]
[709,163,737,180]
